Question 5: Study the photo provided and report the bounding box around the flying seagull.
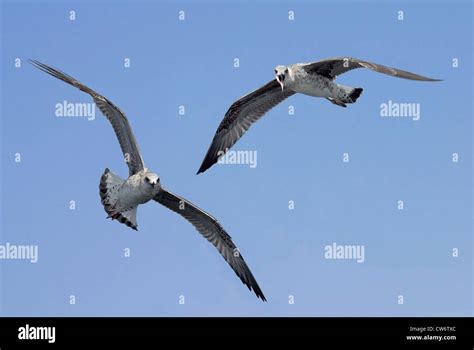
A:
[29,60,266,301]
[197,57,441,174]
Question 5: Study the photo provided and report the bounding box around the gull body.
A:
[105,168,160,219]
[275,64,332,97]
[197,57,441,174]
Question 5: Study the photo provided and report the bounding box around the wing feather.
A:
[29,59,145,175]
[301,57,441,81]
[154,187,266,301]
[197,79,295,174]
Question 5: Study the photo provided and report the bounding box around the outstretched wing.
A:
[29,59,145,176]
[197,79,295,174]
[301,57,441,81]
[154,187,266,301]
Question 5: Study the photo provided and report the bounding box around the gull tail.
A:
[335,85,364,105]
[349,87,363,103]
[99,168,138,231]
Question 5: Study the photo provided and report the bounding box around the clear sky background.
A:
[0,0,472,316]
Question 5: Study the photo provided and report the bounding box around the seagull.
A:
[29,60,266,301]
[197,57,441,174]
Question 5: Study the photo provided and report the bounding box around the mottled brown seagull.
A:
[197,57,441,174]
[30,59,266,301]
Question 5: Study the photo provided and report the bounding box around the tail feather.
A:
[349,87,363,103]
[99,168,138,231]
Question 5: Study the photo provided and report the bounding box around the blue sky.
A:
[0,0,472,316]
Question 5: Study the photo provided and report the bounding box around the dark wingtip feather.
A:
[28,59,78,87]
[196,162,210,175]
[196,149,218,175]
[237,257,267,301]
[418,77,443,82]
[255,287,267,302]
[405,75,443,82]
[252,280,266,301]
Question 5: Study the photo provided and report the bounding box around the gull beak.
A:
[277,75,284,91]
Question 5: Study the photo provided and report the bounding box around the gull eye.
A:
[145,177,150,182]
[285,68,288,74]
[274,69,277,74]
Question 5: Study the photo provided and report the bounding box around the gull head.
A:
[144,172,160,187]
[274,65,288,91]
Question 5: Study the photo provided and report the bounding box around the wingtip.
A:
[196,162,210,175]
[197,143,223,175]
[251,283,267,302]
[28,59,47,68]
[256,289,267,302]
[28,58,39,67]
[422,77,443,82]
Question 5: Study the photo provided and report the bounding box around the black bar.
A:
[0,317,472,345]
